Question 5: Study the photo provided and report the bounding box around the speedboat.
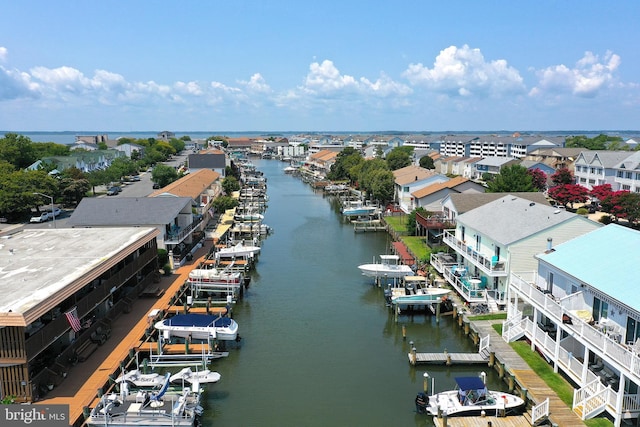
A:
[215,242,261,259]
[115,369,166,388]
[342,202,377,217]
[386,276,451,306]
[87,373,203,427]
[415,377,525,417]
[170,367,221,385]
[357,254,413,279]
[188,268,243,287]
[155,314,239,341]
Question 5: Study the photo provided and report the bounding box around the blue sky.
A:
[1,1,638,132]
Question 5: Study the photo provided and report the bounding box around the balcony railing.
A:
[165,216,204,245]
[442,231,507,276]
[442,268,487,303]
[510,272,640,383]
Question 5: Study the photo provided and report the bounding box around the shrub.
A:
[576,207,588,216]
[163,263,172,275]
[157,249,169,266]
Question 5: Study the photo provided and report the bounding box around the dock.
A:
[410,351,489,365]
[432,414,531,427]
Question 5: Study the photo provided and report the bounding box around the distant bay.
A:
[2,130,638,145]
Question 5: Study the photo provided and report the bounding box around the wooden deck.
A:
[432,414,531,427]
[410,351,488,365]
[165,305,228,315]
[38,241,215,427]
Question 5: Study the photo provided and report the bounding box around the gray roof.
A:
[447,192,550,215]
[577,150,634,167]
[475,156,517,166]
[457,195,578,246]
[188,153,227,169]
[69,197,193,226]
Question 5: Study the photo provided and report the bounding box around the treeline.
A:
[0,133,187,220]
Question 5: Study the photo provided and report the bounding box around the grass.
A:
[467,313,507,321]
[383,215,407,234]
[490,324,613,427]
[403,236,429,262]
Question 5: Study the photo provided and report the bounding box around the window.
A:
[617,170,623,178]
[626,171,633,179]
[548,272,554,293]
[593,297,608,322]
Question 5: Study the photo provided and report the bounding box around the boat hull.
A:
[422,390,525,417]
[155,314,239,341]
[357,264,413,278]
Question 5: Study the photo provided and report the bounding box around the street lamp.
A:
[33,192,55,228]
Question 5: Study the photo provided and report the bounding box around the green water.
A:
[204,159,499,426]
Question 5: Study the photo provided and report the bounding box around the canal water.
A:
[205,159,501,426]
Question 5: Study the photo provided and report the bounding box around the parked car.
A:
[152,183,160,189]
[107,186,121,196]
[30,212,50,223]
[50,207,62,217]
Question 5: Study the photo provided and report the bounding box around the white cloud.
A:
[239,73,271,93]
[0,47,8,62]
[530,51,621,98]
[402,45,525,97]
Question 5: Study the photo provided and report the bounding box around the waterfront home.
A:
[432,195,601,309]
[438,134,562,159]
[410,177,484,212]
[471,156,519,180]
[0,228,159,403]
[393,165,448,213]
[440,192,550,221]
[504,224,640,426]
[188,148,229,177]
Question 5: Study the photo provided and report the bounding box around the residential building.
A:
[149,168,222,219]
[504,224,640,425]
[611,151,640,193]
[524,147,584,172]
[411,177,484,212]
[113,142,145,159]
[438,134,563,159]
[432,195,601,308]
[188,149,228,177]
[68,196,199,263]
[472,156,519,179]
[393,165,448,213]
[573,150,633,190]
[157,131,175,141]
[440,192,550,221]
[0,227,159,402]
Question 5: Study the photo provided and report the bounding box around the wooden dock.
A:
[409,351,489,365]
[432,414,531,427]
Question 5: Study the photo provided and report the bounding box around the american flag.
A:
[64,307,82,332]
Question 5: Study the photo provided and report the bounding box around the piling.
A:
[402,325,406,339]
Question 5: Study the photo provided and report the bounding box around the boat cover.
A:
[167,314,233,328]
[455,377,486,391]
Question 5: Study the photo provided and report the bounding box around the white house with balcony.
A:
[504,224,640,426]
[612,150,640,193]
[431,195,601,310]
[393,165,448,213]
[573,150,632,190]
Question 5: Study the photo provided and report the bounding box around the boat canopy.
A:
[455,377,487,392]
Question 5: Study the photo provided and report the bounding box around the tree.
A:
[60,178,90,206]
[486,164,535,193]
[590,184,613,202]
[385,147,412,171]
[0,133,37,169]
[419,155,435,170]
[527,168,547,192]
[212,195,239,212]
[407,207,427,236]
[600,191,640,224]
[547,184,589,207]
[551,168,574,186]
[368,169,395,203]
[152,164,178,187]
[327,148,363,182]
[357,158,389,195]
[222,176,241,194]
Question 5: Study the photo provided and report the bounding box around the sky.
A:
[0,1,639,133]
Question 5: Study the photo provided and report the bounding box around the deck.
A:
[410,351,488,365]
[432,415,531,427]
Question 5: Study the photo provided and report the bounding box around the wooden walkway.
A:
[433,415,531,427]
[472,320,586,426]
[38,241,214,427]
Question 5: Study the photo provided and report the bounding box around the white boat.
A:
[170,367,221,385]
[283,166,297,174]
[342,202,378,217]
[155,314,239,341]
[358,254,413,279]
[234,212,264,222]
[387,276,451,305]
[188,268,243,287]
[87,374,203,427]
[215,242,261,259]
[116,369,166,388]
[415,377,525,417]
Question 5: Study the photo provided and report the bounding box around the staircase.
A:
[573,379,608,420]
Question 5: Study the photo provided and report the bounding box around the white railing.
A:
[443,268,487,303]
[442,231,508,276]
[531,397,549,425]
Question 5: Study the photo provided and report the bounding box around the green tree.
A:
[407,207,427,236]
[60,178,90,206]
[222,176,241,194]
[0,133,37,169]
[357,158,389,195]
[486,164,535,193]
[152,164,178,187]
[327,147,363,182]
[385,147,412,171]
[368,169,395,203]
[212,195,239,212]
[419,155,435,170]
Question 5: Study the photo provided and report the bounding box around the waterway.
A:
[203,159,502,426]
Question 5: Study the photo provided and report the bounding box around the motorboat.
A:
[115,369,166,388]
[215,242,261,259]
[155,314,239,341]
[170,367,221,385]
[234,212,264,222]
[386,276,451,306]
[357,254,413,279]
[87,373,203,427]
[188,268,243,287]
[415,377,525,417]
[342,202,378,217]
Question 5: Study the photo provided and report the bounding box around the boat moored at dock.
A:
[358,254,413,279]
[155,314,239,341]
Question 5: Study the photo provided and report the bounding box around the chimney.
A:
[546,237,553,251]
